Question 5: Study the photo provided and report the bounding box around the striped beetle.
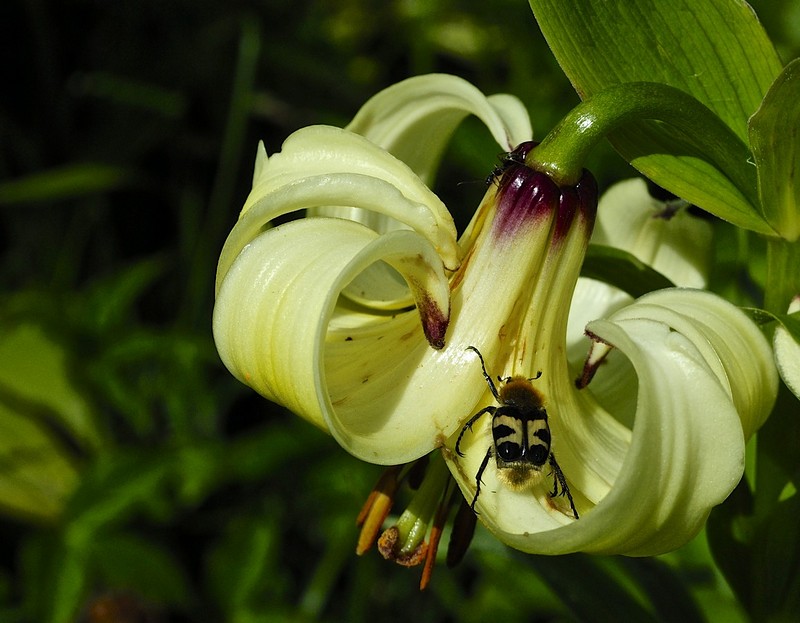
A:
[456,346,579,519]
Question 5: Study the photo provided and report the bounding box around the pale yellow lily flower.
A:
[213,75,778,570]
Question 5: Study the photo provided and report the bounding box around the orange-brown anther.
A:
[356,466,402,555]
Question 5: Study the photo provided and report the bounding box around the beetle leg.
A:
[548,453,579,519]
[455,406,495,457]
[469,447,493,512]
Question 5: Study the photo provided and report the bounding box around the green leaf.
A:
[581,244,675,298]
[0,323,101,452]
[0,323,104,521]
[750,58,800,241]
[64,451,172,532]
[0,163,137,205]
[81,256,168,333]
[778,311,800,343]
[206,513,284,617]
[528,0,782,228]
[707,480,754,614]
[712,385,800,620]
[0,403,78,522]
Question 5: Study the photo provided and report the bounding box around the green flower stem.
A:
[765,238,800,315]
[395,453,450,556]
[527,82,758,208]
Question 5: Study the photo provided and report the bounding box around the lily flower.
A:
[213,75,778,572]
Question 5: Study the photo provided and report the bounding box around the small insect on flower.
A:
[456,346,579,519]
[484,143,535,186]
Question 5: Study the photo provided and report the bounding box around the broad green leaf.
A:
[0,323,101,451]
[528,0,783,231]
[0,403,78,522]
[582,244,675,298]
[750,58,800,241]
[0,323,98,521]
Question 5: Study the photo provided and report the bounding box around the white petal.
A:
[607,289,778,439]
[774,296,800,399]
[447,288,777,555]
[593,179,713,288]
[346,74,532,182]
[213,217,451,456]
[243,126,460,269]
[217,158,458,301]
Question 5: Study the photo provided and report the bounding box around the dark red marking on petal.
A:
[418,293,449,349]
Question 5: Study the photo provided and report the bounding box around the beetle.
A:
[456,346,579,519]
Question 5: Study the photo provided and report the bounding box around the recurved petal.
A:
[213,216,451,457]
[605,288,778,439]
[447,288,776,556]
[216,165,459,300]
[346,73,533,182]
[240,126,460,269]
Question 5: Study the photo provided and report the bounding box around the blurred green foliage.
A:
[0,0,797,621]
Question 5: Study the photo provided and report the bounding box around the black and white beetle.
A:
[456,346,579,519]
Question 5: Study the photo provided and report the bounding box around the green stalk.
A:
[765,238,800,314]
[528,82,758,210]
[395,453,450,555]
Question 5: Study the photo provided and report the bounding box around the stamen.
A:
[446,498,477,568]
[419,480,457,590]
[387,455,450,558]
[356,465,402,555]
[355,454,481,587]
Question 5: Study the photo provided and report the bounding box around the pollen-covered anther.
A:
[356,465,402,555]
[359,452,465,589]
[377,527,428,566]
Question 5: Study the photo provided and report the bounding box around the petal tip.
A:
[419,297,449,349]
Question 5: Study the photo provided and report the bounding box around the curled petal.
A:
[605,289,778,439]
[447,288,776,555]
[213,217,451,458]
[593,179,713,288]
[346,73,533,180]
[233,126,460,270]
[312,75,532,302]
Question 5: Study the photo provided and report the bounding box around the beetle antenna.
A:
[466,346,501,400]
